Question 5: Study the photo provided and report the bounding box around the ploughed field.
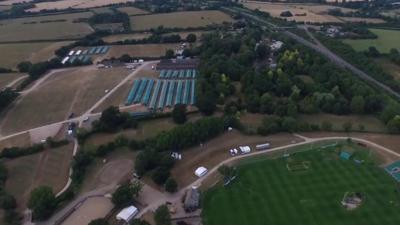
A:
[202,145,400,225]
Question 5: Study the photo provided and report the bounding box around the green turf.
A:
[343,28,400,53]
[202,146,400,225]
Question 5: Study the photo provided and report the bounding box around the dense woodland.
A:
[196,27,400,133]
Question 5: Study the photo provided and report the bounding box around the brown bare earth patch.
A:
[0,132,31,149]
[80,148,135,193]
[4,144,73,208]
[0,73,26,89]
[61,197,113,225]
[0,66,130,135]
[171,130,303,187]
[27,0,137,12]
[116,6,149,15]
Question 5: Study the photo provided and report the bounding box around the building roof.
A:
[116,205,138,222]
[184,187,200,210]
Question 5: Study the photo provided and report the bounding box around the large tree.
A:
[154,205,171,225]
[112,181,143,208]
[172,104,187,124]
[28,186,56,220]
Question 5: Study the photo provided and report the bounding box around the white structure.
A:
[256,143,270,151]
[116,205,139,223]
[75,50,82,55]
[239,146,251,154]
[195,167,208,177]
[61,57,70,64]
[270,40,283,51]
[68,50,74,56]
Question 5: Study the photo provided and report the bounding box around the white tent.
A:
[239,146,251,154]
[195,167,208,177]
[116,205,138,223]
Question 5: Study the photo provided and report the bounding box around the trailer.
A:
[256,143,271,151]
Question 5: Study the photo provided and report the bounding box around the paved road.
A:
[226,7,400,100]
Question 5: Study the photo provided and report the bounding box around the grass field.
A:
[343,29,400,53]
[244,2,347,23]
[203,144,400,225]
[0,67,130,135]
[130,10,233,31]
[338,17,385,24]
[0,41,72,68]
[102,33,151,42]
[116,6,149,15]
[4,144,73,207]
[0,132,30,149]
[374,57,400,80]
[27,0,136,12]
[0,73,26,88]
[0,12,93,42]
[102,43,182,59]
[0,0,33,5]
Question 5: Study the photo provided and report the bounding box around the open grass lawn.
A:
[0,67,130,135]
[203,145,400,225]
[130,10,233,31]
[0,12,93,42]
[0,73,26,88]
[343,29,400,53]
[0,41,72,68]
[4,144,73,207]
[374,57,400,80]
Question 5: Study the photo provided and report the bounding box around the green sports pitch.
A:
[202,144,400,225]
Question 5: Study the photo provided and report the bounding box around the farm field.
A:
[102,43,182,59]
[374,57,400,80]
[0,132,30,149]
[343,29,400,53]
[4,144,73,207]
[0,0,34,5]
[0,73,26,89]
[203,144,400,225]
[116,6,149,15]
[0,66,130,135]
[0,41,73,68]
[244,2,349,23]
[0,12,93,42]
[27,0,136,12]
[130,10,233,31]
[102,33,151,42]
[0,5,11,11]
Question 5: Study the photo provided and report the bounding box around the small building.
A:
[184,187,200,212]
[340,151,352,160]
[194,167,208,177]
[116,205,139,224]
